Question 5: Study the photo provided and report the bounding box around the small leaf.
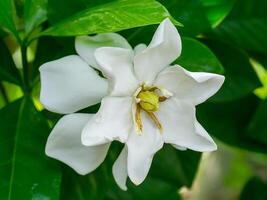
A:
[201,0,236,27]
[0,98,61,199]
[40,0,182,37]
[0,39,22,85]
[175,37,224,74]
[24,0,48,35]
[0,0,18,37]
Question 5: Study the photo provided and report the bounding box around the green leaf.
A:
[0,0,17,37]
[159,0,211,36]
[47,0,114,24]
[24,0,48,35]
[197,94,267,154]
[246,99,267,145]
[0,98,61,199]
[240,177,267,200]
[40,0,181,37]
[0,39,22,85]
[211,0,267,53]
[204,39,261,102]
[201,0,236,27]
[175,37,224,74]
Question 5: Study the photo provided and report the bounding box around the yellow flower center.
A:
[137,91,159,112]
[134,84,172,135]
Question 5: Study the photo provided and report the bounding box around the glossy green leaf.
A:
[0,39,22,85]
[0,0,17,37]
[176,37,224,74]
[240,177,267,200]
[197,94,267,154]
[40,0,181,37]
[246,99,267,144]
[24,0,48,35]
[212,0,267,53]
[204,40,261,102]
[201,0,236,27]
[47,0,114,24]
[0,98,61,199]
[159,0,210,36]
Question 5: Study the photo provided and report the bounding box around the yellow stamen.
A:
[135,104,143,134]
[145,111,163,132]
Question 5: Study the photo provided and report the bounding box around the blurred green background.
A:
[0,0,267,199]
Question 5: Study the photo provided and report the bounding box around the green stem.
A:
[0,82,9,104]
[21,43,30,94]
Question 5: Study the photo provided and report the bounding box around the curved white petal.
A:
[127,113,164,185]
[75,33,132,70]
[112,147,128,190]
[134,43,147,55]
[82,96,133,146]
[45,114,110,175]
[158,98,217,152]
[155,65,224,105]
[134,18,181,84]
[95,47,139,96]
[40,55,108,114]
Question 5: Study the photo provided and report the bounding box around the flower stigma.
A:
[134,84,173,135]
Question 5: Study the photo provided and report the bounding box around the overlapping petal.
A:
[95,47,139,96]
[112,147,128,190]
[127,113,164,185]
[40,55,108,114]
[154,65,225,105]
[75,33,132,70]
[81,96,133,146]
[134,18,182,84]
[45,114,110,175]
[157,98,217,151]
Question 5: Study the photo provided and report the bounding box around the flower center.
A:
[134,84,172,135]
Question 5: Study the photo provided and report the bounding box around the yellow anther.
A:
[137,91,159,112]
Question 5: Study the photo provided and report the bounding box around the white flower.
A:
[40,18,224,190]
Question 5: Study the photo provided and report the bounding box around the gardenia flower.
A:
[40,18,224,190]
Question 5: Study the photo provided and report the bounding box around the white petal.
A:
[75,33,132,70]
[40,55,108,114]
[45,114,110,175]
[134,18,181,84]
[112,147,128,191]
[127,113,164,185]
[158,98,217,152]
[134,43,147,55]
[82,96,133,146]
[95,47,139,96]
[154,65,225,105]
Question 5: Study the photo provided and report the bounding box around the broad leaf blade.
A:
[204,39,261,102]
[211,0,267,53]
[176,37,224,74]
[159,0,211,36]
[0,98,61,199]
[40,0,182,37]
